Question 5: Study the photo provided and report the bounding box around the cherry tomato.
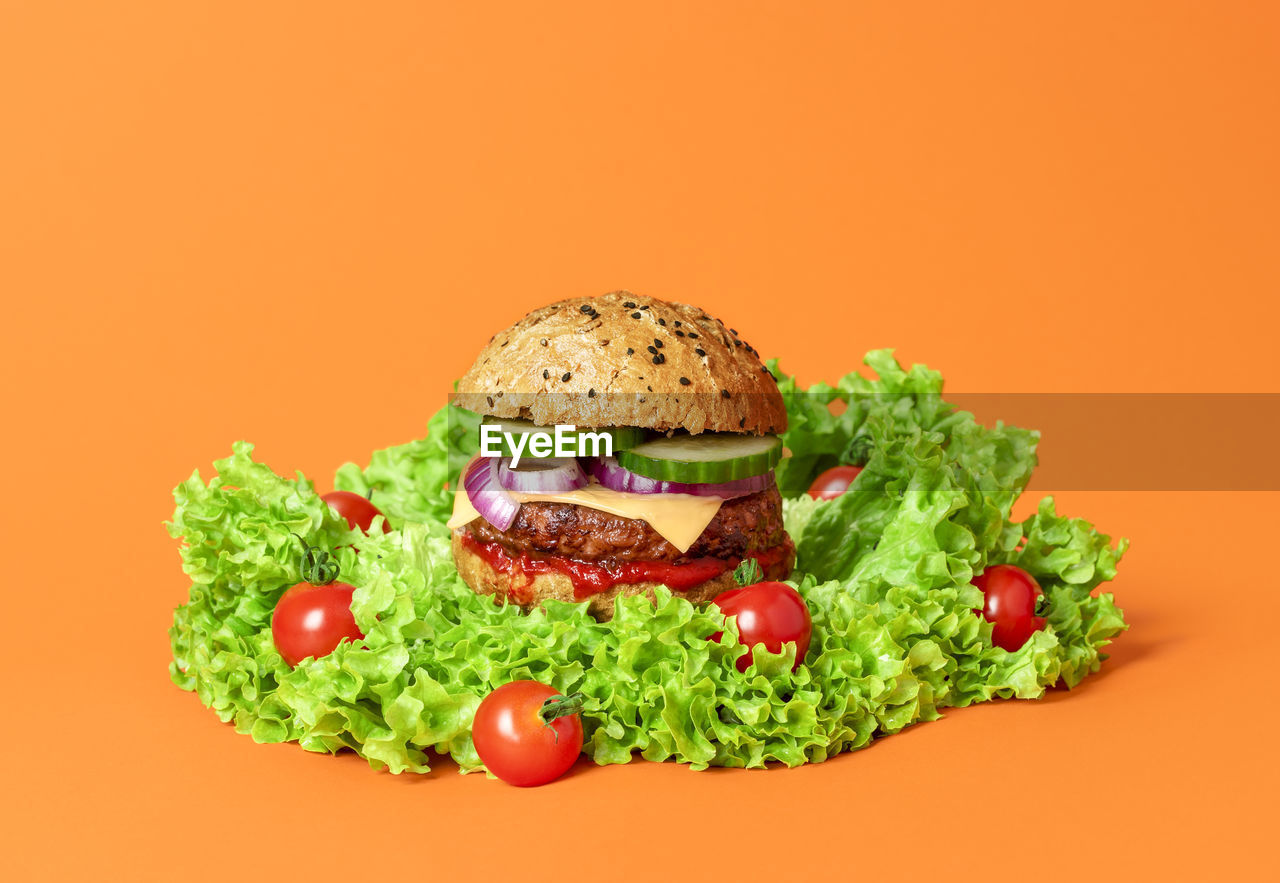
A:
[973,564,1046,651]
[322,490,392,534]
[472,681,584,787]
[712,581,813,672]
[271,582,364,667]
[807,465,863,501]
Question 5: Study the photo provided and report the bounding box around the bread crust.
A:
[451,530,794,620]
[455,290,788,435]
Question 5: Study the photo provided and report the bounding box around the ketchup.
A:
[459,531,792,602]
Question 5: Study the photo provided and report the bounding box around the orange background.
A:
[3,2,1277,880]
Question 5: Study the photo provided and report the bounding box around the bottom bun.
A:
[452,531,746,620]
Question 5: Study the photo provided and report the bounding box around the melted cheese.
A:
[447,478,722,553]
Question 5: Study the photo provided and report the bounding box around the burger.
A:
[448,290,794,619]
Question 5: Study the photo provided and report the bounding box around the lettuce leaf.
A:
[332,401,479,532]
[168,351,1127,774]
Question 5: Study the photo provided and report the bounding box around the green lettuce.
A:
[331,401,479,532]
[168,350,1127,773]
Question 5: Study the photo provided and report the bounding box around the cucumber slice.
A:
[617,433,782,483]
[479,418,644,459]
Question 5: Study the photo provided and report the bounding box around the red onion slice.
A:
[589,457,773,499]
[498,457,587,493]
[462,456,520,531]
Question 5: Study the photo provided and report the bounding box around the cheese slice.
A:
[447,478,723,553]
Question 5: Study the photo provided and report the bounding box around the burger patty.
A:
[465,485,789,564]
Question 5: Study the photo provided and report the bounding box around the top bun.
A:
[455,291,788,435]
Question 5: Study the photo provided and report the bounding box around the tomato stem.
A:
[732,558,763,587]
[292,533,340,586]
[539,692,585,726]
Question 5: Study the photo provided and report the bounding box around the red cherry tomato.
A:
[807,465,863,501]
[712,581,813,672]
[271,582,364,667]
[472,681,584,787]
[973,564,1046,651]
[322,491,392,534]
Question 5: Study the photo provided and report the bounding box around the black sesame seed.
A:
[761,366,769,374]
[674,320,682,327]
[675,330,685,337]
[734,339,742,347]
[631,312,641,319]
[695,347,706,357]
[652,353,665,365]
[721,389,730,399]
[486,396,494,407]
[626,347,634,355]
[730,328,738,335]
[657,318,666,326]
[588,388,596,398]
[543,370,550,380]
[647,385,653,392]
[679,376,691,386]
[580,304,593,313]
[647,345,658,354]
[562,372,572,382]
[687,333,698,339]
[653,338,663,348]
[640,304,650,310]
[623,301,636,308]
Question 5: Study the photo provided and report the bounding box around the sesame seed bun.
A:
[454,291,788,435]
